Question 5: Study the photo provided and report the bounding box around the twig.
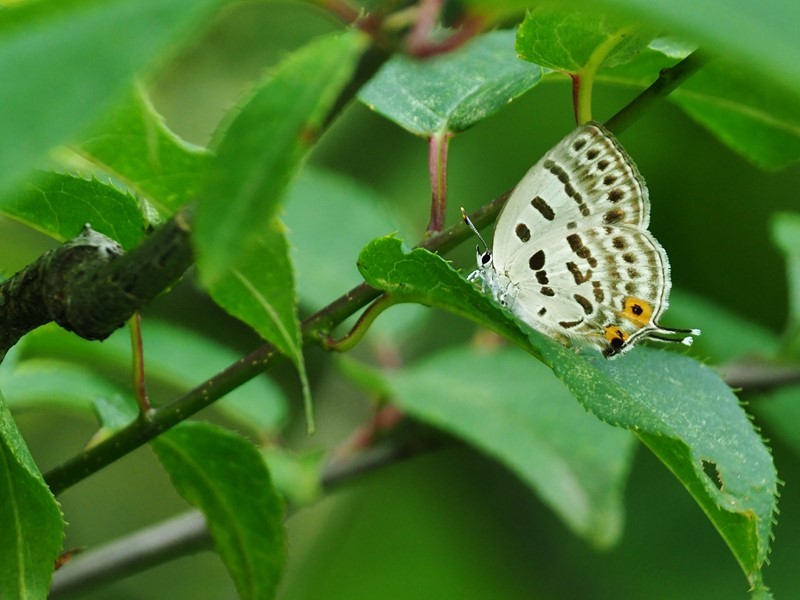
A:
[605,50,709,134]
[49,439,437,597]
[322,293,398,352]
[0,206,193,363]
[49,511,212,598]
[129,312,151,413]
[718,360,800,393]
[425,130,452,234]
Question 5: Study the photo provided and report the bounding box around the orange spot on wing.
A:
[621,297,653,328]
[604,325,627,344]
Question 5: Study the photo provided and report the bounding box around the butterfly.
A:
[464,121,699,357]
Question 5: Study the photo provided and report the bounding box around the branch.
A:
[0,206,193,361]
[49,511,212,598]
[49,439,438,597]
[719,360,800,393]
[605,50,709,134]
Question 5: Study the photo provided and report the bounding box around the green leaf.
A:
[91,393,139,435]
[0,391,63,599]
[357,236,549,355]
[385,346,635,547]
[0,172,145,249]
[580,0,800,102]
[670,63,800,171]
[771,212,800,356]
[1,357,124,415]
[19,321,288,435]
[358,30,543,136]
[152,422,286,600]
[358,236,777,593]
[78,86,210,216]
[262,448,324,507]
[603,45,800,170]
[195,30,368,284]
[0,345,139,438]
[554,349,775,592]
[516,7,650,73]
[0,0,227,194]
[335,354,393,398]
[204,219,310,430]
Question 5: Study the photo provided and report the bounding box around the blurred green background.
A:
[7,2,800,598]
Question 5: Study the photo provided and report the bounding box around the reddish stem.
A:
[408,12,485,58]
[426,130,451,234]
[336,405,406,455]
[570,73,581,125]
[130,312,151,413]
[406,0,444,55]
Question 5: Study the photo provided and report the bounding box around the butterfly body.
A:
[468,122,699,357]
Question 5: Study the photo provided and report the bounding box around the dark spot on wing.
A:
[604,209,624,224]
[592,281,604,302]
[567,261,592,284]
[531,196,555,221]
[559,318,583,329]
[529,249,545,270]
[574,294,593,315]
[608,189,625,203]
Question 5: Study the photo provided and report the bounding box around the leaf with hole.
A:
[357,235,777,593]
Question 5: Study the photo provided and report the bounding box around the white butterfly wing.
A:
[505,224,672,347]
[487,122,676,354]
[492,122,650,269]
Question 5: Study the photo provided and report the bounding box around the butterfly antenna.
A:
[460,207,489,251]
[649,327,701,347]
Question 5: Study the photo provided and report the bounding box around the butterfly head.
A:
[476,246,493,270]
